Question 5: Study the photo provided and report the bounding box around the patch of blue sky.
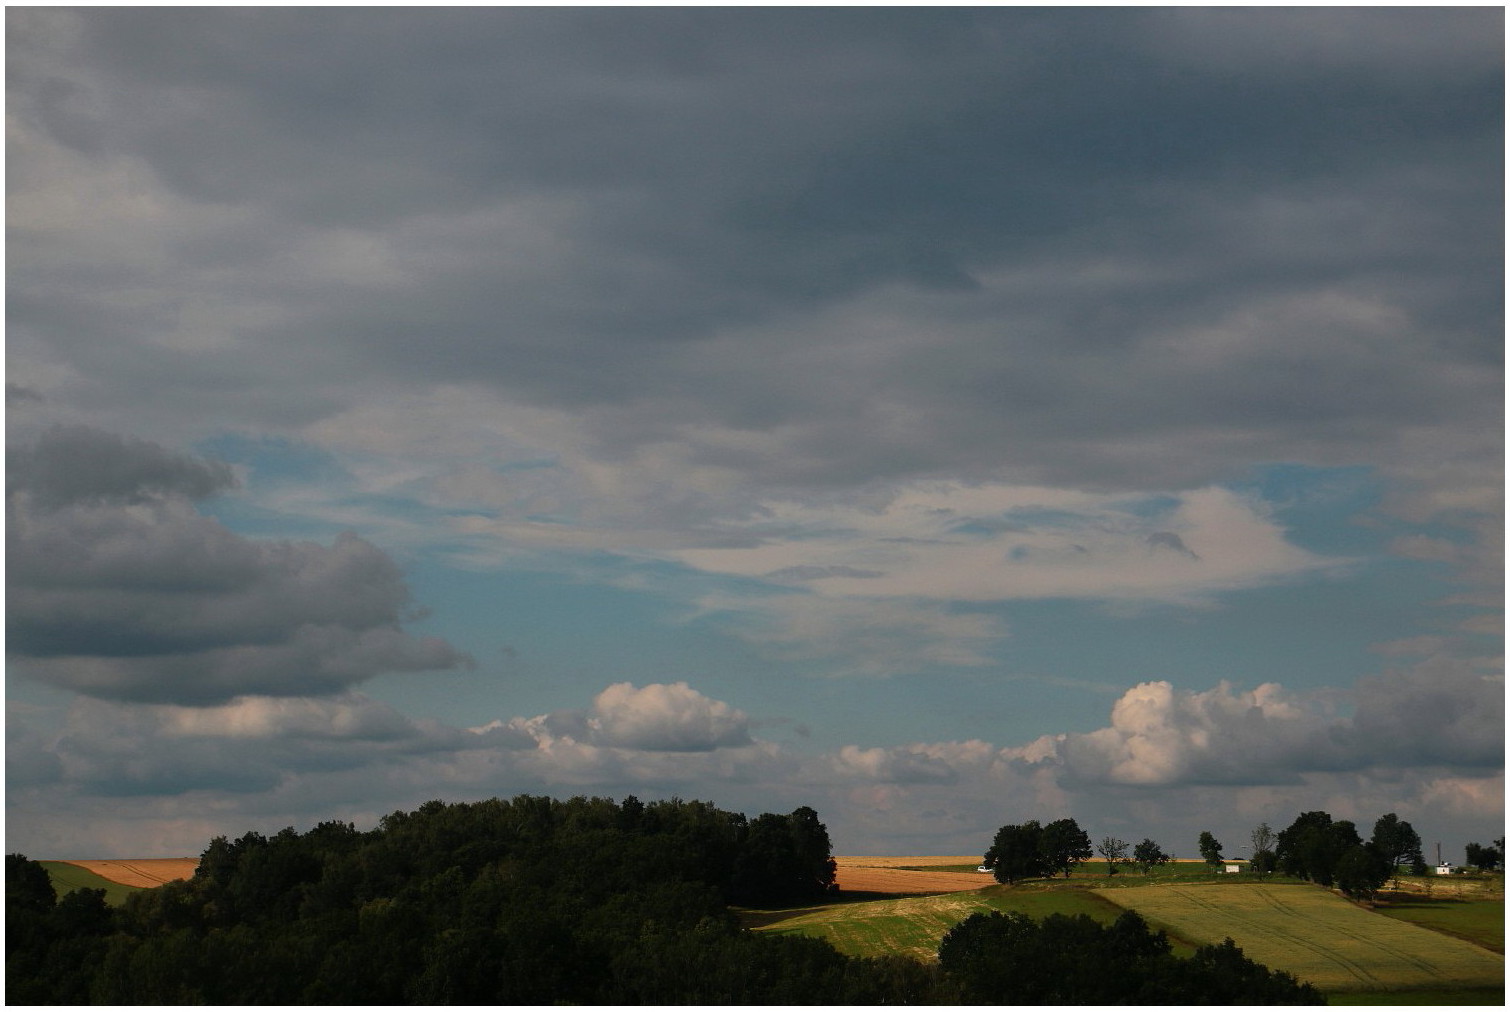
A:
[1231,463,1384,555]
[375,562,813,731]
[981,557,1473,704]
[196,432,349,486]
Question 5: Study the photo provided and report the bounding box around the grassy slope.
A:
[40,861,143,907]
[754,886,1127,962]
[1096,883,1503,995]
[752,867,1503,1004]
[1373,899,1504,953]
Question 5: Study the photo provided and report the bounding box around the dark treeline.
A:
[940,910,1321,1004]
[9,794,1318,1004]
[1271,810,1430,902]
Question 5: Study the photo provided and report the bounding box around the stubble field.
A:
[833,855,990,895]
[60,858,198,888]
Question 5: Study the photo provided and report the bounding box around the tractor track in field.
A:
[1157,886,1383,986]
[1249,885,1445,981]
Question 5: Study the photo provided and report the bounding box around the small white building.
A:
[1223,863,1242,874]
[1435,863,1455,875]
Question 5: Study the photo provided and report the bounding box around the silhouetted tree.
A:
[1276,812,1359,886]
[1250,822,1277,877]
[983,821,1046,884]
[1198,831,1223,868]
[1097,836,1129,875]
[1040,819,1092,879]
[1132,838,1170,875]
[938,909,1322,1004]
[1465,841,1503,871]
[1370,814,1424,882]
[1334,843,1391,903]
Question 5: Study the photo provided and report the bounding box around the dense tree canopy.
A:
[982,818,1091,883]
[1132,838,1171,875]
[1464,841,1503,871]
[1333,844,1391,903]
[7,797,1343,1004]
[1370,814,1426,878]
[1250,822,1277,877]
[1098,836,1129,875]
[1198,831,1223,867]
[938,910,1322,1004]
[982,821,1047,885]
[1039,819,1092,879]
[1276,812,1361,887]
[5,796,891,1004]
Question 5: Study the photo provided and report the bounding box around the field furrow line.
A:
[1250,887,1443,978]
[1158,887,1382,986]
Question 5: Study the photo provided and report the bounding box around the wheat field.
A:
[59,858,198,888]
[1099,883,1504,992]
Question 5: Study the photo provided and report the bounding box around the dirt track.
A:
[835,855,992,895]
[62,859,198,888]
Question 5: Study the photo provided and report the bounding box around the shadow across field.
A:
[738,890,925,929]
[1371,896,1505,954]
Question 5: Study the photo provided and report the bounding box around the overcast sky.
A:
[7,8,1503,862]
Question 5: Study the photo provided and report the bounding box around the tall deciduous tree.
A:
[1198,831,1223,868]
[1334,843,1391,903]
[1465,842,1503,871]
[983,822,1045,885]
[1132,838,1170,876]
[1276,812,1360,886]
[1250,822,1276,877]
[1097,836,1129,875]
[1040,819,1092,879]
[1370,813,1425,880]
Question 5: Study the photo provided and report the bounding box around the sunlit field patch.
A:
[1097,883,1504,994]
[61,858,198,888]
[39,862,144,907]
[752,884,1126,961]
[833,855,991,895]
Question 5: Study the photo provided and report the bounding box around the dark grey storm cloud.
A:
[7,427,472,704]
[8,8,1501,495]
[8,424,236,508]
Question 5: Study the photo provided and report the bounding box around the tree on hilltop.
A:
[1249,822,1276,876]
[1370,813,1425,881]
[1041,818,1092,879]
[1198,831,1223,868]
[1276,812,1360,887]
[983,821,1046,884]
[1132,838,1170,875]
[1097,836,1130,875]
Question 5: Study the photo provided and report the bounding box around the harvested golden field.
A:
[61,858,198,888]
[834,855,990,895]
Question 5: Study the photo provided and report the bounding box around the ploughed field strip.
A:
[833,855,989,895]
[61,858,199,888]
[1097,883,1504,992]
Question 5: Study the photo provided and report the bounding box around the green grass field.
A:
[751,870,1503,1005]
[752,886,1128,961]
[1096,883,1503,996]
[39,862,143,907]
[1374,899,1504,953]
